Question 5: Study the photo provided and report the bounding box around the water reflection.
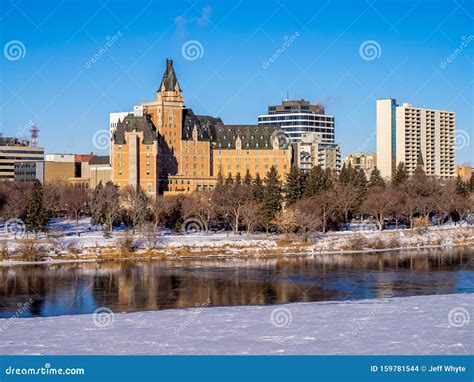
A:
[0,247,472,317]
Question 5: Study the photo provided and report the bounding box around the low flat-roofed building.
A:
[89,155,111,189]
[0,136,44,180]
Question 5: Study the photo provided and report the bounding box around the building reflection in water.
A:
[0,247,472,317]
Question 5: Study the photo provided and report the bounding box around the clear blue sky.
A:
[1,0,473,164]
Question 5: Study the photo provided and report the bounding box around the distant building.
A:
[258,99,335,143]
[294,133,340,173]
[376,99,455,179]
[456,164,473,182]
[344,152,377,177]
[0,136,44,180]
[89,155,111,189]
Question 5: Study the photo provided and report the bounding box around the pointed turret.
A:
[158,59,181,93]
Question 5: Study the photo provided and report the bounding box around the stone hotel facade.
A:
[111,59,292,196]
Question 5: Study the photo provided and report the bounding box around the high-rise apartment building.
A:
[294,133,340,173]
[257,99,335,143]
[376,99,455,179]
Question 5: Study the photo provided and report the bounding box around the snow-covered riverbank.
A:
[1,294,472,355]
[1,218,473,265]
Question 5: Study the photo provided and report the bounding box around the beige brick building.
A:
[111,59,292,196]
[376,99,455,179]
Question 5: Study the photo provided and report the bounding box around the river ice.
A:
[0,294,472,355]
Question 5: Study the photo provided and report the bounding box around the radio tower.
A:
[29,124,39,147]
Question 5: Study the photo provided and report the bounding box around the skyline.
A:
[1,0,473,164]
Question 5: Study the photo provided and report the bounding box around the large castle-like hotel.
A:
[111,59,292,195]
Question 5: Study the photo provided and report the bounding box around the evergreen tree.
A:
[25,179,48,236]
[393,162,408,186]
[235,172,242,185]
[284,165,304,205]
[168,197,183,233]
[225,173,234,186]
[369,167,385,188]
[339,162,349,184]
[323,167,335,191]
[253,173,264,201]
[413,165,425,177]
[455,176,470,197]
[215,171,224,192]
[354,168,368,191]
[243,169,253,186]
[304,165,329,197]
[90,181,104,226]
[260,166,283,233]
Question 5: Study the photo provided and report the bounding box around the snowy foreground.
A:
[0,294,472,355]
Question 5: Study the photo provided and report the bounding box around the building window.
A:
[146,153,150,158]
[118,153,122,159]
[118,145,122,150]
[118,170,122,175]
[146,146,150,150]
[148,186,152,192]
[146,170,150,175]
[118,161,122,167]
[146,162,150,166]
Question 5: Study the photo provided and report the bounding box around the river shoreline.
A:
[1,241,473,267]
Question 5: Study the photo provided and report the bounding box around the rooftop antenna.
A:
[29,123,39,147]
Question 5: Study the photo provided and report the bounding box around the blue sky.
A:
[1,0,473,163]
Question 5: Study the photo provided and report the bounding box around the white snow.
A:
[0,294,472,355]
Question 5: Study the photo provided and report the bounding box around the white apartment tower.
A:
[376,99,455,179]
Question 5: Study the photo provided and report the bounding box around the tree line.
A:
[0,162,472,239]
